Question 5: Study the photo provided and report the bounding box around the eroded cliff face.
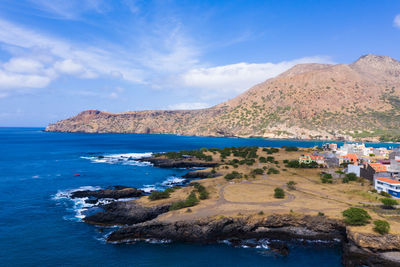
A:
[347,228,400,251]
[46,55,400,141]
[106,214,345,243]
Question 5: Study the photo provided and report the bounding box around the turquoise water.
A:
[3,128,395,266]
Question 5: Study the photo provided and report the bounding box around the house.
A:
[360,163,387,181]
[375,177,400,198]
[339,154,358,165]
[369,163,388,172]
[299,154,327,166]
[322,143,337,151]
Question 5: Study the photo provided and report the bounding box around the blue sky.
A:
[0,0,399,126]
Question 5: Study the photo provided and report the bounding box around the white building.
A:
[375,177,400,198]
[337,143,371,156]
[347,164,361,177]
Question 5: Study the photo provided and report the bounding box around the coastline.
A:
[42,129,400,145]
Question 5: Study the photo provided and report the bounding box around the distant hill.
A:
[46,54,400,142]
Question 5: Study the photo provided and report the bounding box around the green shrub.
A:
[258,211,264,215]
[259,157,267,163]
[380,191,392,198]
[224,171,242,180]
[381,198,398,208]
[318,212,325,216]
[252,168,264,175]
[267,168,280,174]
[342,207,371,226]
[283,159,289,163]
[373,220,390,235]
[266,156,275,163]
[285,146,299,152]
[321,173,333,184]
[148,190,171,200]
[194,184,209,200]
[169,190,199,211]
[287,180,297,190]
[263,147,279,154]
[286,160,300,168]
[345,173,357,181]
[274,187,285,198]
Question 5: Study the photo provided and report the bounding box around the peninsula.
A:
[46,54,400,142]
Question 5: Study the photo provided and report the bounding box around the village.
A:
[299,143,400,198]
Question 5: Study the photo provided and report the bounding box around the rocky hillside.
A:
[46,54,400,141]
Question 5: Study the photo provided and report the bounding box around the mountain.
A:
[45,54,400,141]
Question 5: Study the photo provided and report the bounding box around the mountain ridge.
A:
[45,54,400,142]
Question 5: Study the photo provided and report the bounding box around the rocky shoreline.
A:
[68,184,400,267]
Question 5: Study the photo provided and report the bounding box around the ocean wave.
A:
[140,176,188,192]
[81,152,153,166]
[53,186,103,221]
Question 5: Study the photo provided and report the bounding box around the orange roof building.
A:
[369,163,387,172]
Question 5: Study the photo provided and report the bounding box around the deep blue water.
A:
[2,128,396,266]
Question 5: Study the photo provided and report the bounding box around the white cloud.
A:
[394,14,400,28]
[4,57,44,74]
[180,56,334,99]
[0,69,51,89]
[168,102,211,110]
[54,59,98,78]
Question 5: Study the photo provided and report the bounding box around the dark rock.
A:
[342,240,400,267]
[84,201,170,226]
[183,171,220,179]
[138,157,218,169]
[107,215,345,243]
[268,241,290,256]
[71,186,143,200]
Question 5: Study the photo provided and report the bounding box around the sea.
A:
[1,127,396,266]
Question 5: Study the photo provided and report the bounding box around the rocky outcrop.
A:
[138,157,218,169]
[107,214,345,243]
[347,228,400,251]
[343,229,400,267]
[71,186,143,203]
[84,200,170,226]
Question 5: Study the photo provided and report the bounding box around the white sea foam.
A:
[81,152,153,166]
[140,176,188,193]
[53,186,103,221]
[140,185,159,193]
[161,176,186,186]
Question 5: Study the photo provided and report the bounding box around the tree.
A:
[287,181,297,190]
[373,220,390,235]
[380,198,398,209]
[274,187,285,198]
[342,207,371,226]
